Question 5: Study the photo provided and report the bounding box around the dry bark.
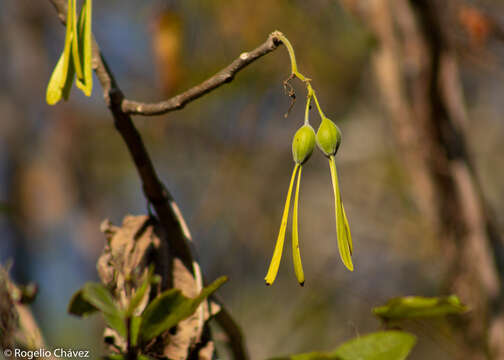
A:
[97,216,221,359]
[342,0,504,358]
[0,267,57,360]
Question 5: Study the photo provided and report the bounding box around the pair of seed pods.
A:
[265,117,353,286]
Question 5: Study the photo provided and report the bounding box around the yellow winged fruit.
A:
[316,118,353,271]
[265,124,315,286]
[46,0,93,105]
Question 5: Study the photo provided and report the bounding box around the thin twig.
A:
[121,33,281,115]
[49,0,282,117]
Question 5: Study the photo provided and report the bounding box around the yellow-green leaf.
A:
[373,295,468,321]
[269,331,416,360]
[79,282,126,337]
[140,276,227,342]
[333,331,416,360]
[129,315,142,347]
[67,288,98,317]
[126,266,154,317]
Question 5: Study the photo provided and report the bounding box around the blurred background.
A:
[1,0,504,359]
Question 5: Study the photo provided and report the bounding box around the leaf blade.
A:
[126,267,153,317]
[67,289,98,317]
[333,331,416,360]
[373,295,468,321]
[81,282,126,337]
[130,315,142,347]
[140,276,227,342]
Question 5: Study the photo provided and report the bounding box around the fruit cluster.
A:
[265,32,353,286]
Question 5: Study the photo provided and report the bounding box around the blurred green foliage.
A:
[68,274,227,357]
[373,295,468,322]
[271,331,416,360]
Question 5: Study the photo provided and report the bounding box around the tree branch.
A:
[49,0,191,268]
[47,0,283,267]
[121,33,281,115]
[46,1,272,358]
[49,0,282,117]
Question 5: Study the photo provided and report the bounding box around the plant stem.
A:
[304,95,311,125]
[274,31,326,121]
[274,31,305,80]
[311,91,326,119]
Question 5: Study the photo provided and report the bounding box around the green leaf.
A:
[333,331,416,360]
[373,295,468,321]
[270,352,340,360]
[69,283,126,337]
[130,315,142,347]
[140,276,228,342]
[269,331,416,360]
[82,283,118,315]
[103,312,127,338]
[68,289,98,317]
[126,267,153,317]
[81,282,126,338]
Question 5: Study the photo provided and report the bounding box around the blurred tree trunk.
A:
[342,0,504,359]
[1,1,52,285]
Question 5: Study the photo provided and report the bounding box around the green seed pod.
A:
[316,118,342,157]
[292,124,316,164]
